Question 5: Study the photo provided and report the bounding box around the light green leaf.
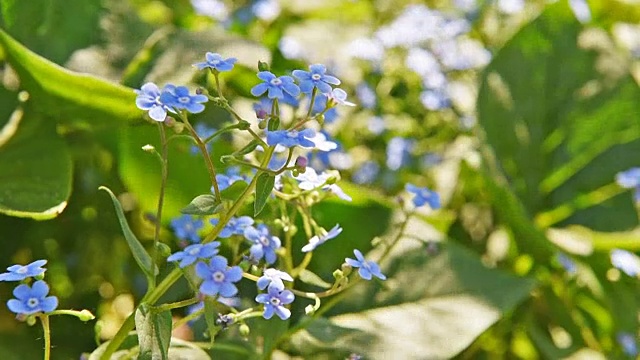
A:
[298,269,332,289]
[0,29,139,125]
[0,106,71,219]
[180,194,223,215]
[289,242,536,359]
[254,172,275,216]
[100,186,156,279]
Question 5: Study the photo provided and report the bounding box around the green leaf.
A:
[298,269,332,289]
[477,2,640,231]
[135,305,172,360]
[254,172,275,216]
[288,241,536,359]
[203,298,220,347]
[180,194,223,215]
[99,186,156,279]
[0,29,139,126]
[0,106,72,219]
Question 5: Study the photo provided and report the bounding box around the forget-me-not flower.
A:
[210,216,254,238]
[193,52,237,72]
[215,169,246,192]
[345,249,386,280]
[267,129,316,148]
[292,64,341,94]
[327,88,356,107]
[406,183,441,209]
[195,256,243,297]
[257,268,294,290]
[7,280,58,315]
[170,215,204,243]
[160,85,208,114]
[135,83,171,122]
[302,224,343,252]
[611,249,640,277]
[386,137,413,171]
[251,71,300,100]
[167,242,220,268]
[616,168,640,201]
[0,260,47,282]
[244,224,281,265]
[255,284,295,320]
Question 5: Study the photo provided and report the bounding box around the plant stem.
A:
[39,315,51,360]
[180,113,221,199]
[150,122,168,290]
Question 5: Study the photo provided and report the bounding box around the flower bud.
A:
[341,263,352,276]
[256,108,269,120]
[258,120,267,129]
[258,61,270,72]
[305,304,316,315]
[316,114,325,125]
[78,309,96,322]
[237,120,251,130]
[332,269,344,280]
[164,116,176,127]
[156,242,172,258]
[25,315,36,326]
[294,156,308,169]
[239,324,250,337]
[142,144,155,152]
[195,87,205,95]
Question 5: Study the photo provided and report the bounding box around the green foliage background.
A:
[0,0,640,359]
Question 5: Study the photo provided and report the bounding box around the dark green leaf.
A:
[135,305,172,360]
[254,172,275,216]
[203,298,220,346]
[99,186,156,279]
[0,106,72,219]
[477,2,640,231]
[0,0,101,64]
[180,194,223,215]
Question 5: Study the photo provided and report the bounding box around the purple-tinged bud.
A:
[295,156,308,169]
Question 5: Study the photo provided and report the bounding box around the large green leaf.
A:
[478,2,640,232]
[287,241,536,359]
[0,105,72,219]
[0,29,139,125]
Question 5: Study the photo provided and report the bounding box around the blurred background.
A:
[2,0,640,359]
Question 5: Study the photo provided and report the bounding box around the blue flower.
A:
[210,216,254,238]
[302,224,343,252]
[356,83,376,109]
[244,224,281,265]
[611,249,640,277]
[293,168,352,201]
[170,215,204,243]
[194,52,237,72]
[327,88,355,107]
[160,85,208,114]
[135,83,171,122]
[190,123,216,155]
[617,332,638,357]
[253,98,272,120]
[250,71,300,99]
[292,64,340,94]
[310,94,339,123]
[352,161,380,185]
[266,129,316,148]
[556,253,577,275]
[327,184,352,202]
[405,183,441,209]
[616,168,640,201]
[257,268,293,290]
[0,260,47,282]
[195,256,243,297]
[255,284,295,320]
[7,280,58,315]
[167,242,220,268]
[345,249,386,280]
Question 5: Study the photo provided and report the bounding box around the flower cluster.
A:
[0,260,58,316]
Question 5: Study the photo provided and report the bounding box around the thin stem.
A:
[180,112,221,199]
[39,315,51,360]
[225,158,277,174]
[151,122,169,290]
[213,72,225,100]
[173,307,204,329]
[305,87,317,120]
[154,297,200,312]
